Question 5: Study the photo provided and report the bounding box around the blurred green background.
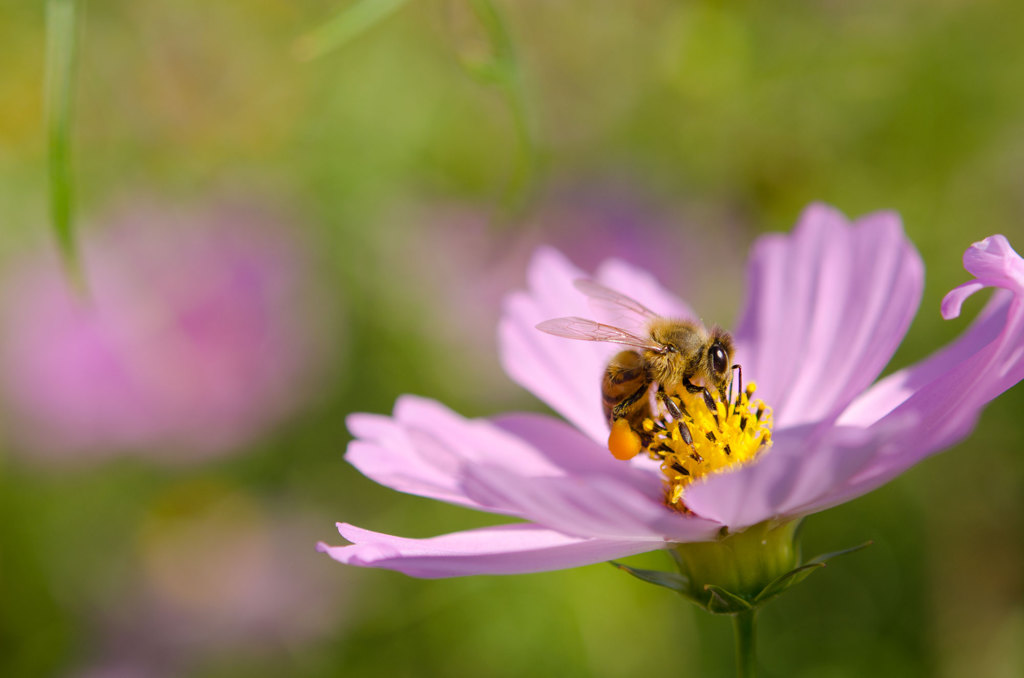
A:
[1,1,1023,676]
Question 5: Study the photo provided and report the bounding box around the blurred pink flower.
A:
[76,490,348,676]
[420,182,741,317]
[136,493,346,649]
[320,204,1024,577]
[0,203,326,463]
[387,183,741,403]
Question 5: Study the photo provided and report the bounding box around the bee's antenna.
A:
[730,364,742,405]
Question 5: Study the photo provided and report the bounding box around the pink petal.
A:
[483,415,723,541]
[693,235,1024,527]
[499,247,695,445]
[346,396,588,514]
[941,281,986,321]
[317,523,661,578]
[490,412,662,490]
[829,235,1024,501]
[837,291,1009,429]
[593,258,696,327]
[942,234,1022,319]
[347,395,668,523]
[840,235,1023,430]
[462,464,722,542]
[733,204,924,428]
[346,399,495,512]
[683,418,911,528]
[499,249,614,443]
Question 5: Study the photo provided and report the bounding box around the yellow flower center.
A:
[641,383,773,510]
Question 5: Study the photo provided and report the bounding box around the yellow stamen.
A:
[641,382,773,511]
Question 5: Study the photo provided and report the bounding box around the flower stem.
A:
[465,0,538,213]
[732,609,757,678]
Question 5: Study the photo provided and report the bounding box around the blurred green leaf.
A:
[44,0,83,288]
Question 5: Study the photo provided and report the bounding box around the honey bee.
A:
[536,279,738,458]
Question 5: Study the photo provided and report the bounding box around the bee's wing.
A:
[573,279,660,326]
[536,317,665,352]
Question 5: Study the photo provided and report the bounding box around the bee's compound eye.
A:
[709,344,728,374]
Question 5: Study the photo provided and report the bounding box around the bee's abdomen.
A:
[601,350,647,422]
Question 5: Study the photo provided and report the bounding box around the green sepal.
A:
[609,561,691,595]
[754,540,872,605]
[611,538,872,615]
[805,540,873,566]
[704,584,753,614]
[752,562,825,605]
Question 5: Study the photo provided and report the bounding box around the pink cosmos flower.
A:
[319,204,1024,578]
[0,203,323,463]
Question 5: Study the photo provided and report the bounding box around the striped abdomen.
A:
[601,350,652,426]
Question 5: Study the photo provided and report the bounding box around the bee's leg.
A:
[677,420,703,461]
[700,388,721,429]
[682,377,703,394]
[656,385,683,420]
[609,384,655,456]
[611,382,649,421]
[677,419,693,446]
